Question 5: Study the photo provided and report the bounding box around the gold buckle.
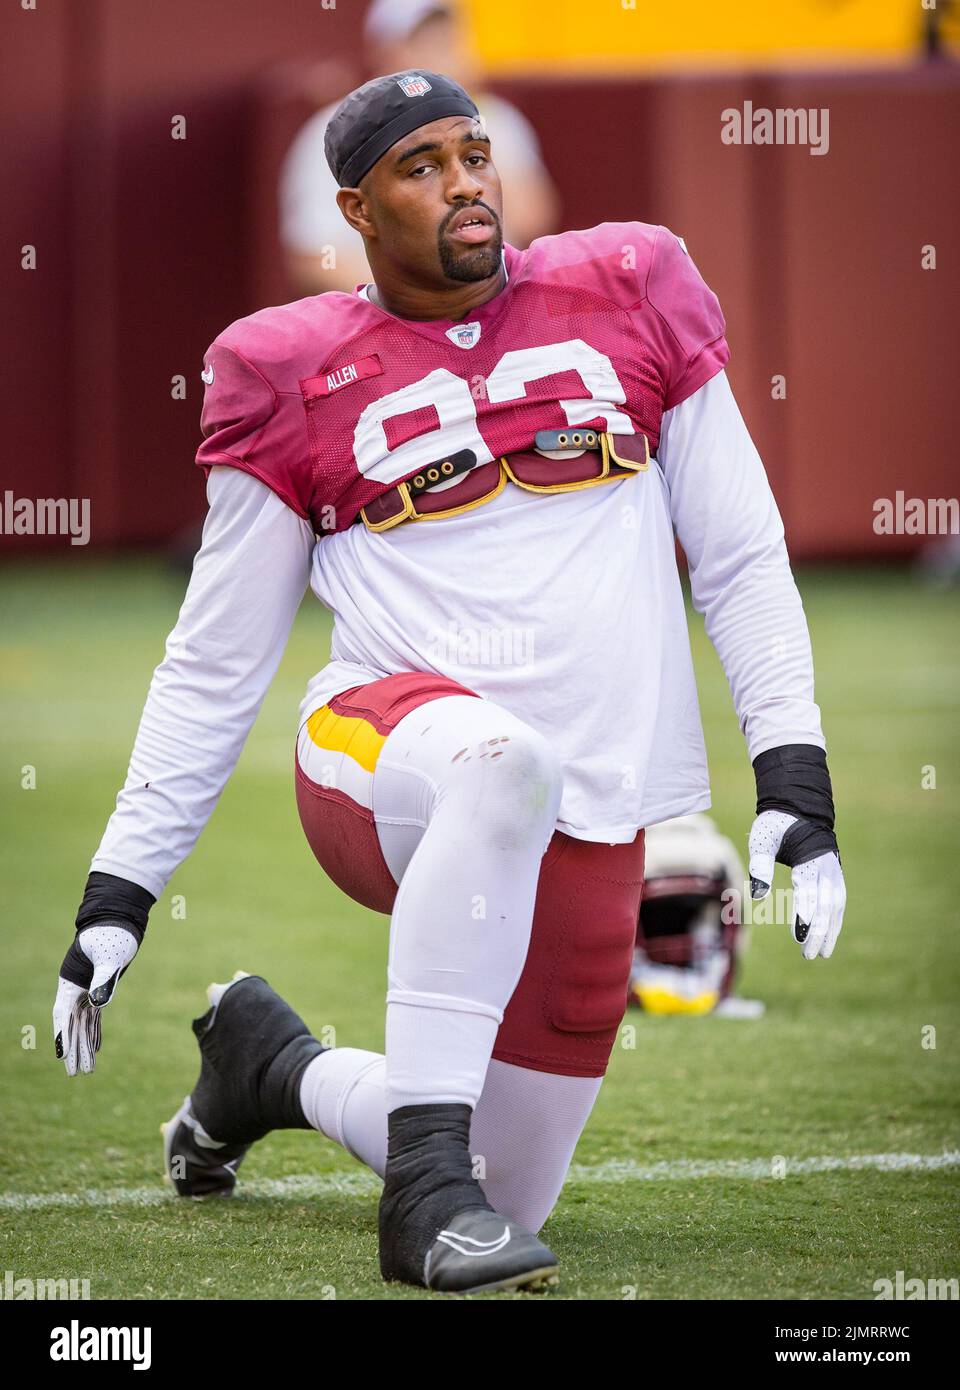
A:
[601,431,650,472]
[359,480,415,533]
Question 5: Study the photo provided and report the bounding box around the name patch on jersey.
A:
[302,355,384,399]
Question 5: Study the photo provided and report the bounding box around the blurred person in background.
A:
[280,0,559,294]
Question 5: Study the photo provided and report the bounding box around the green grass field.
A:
[1,560,958,1300]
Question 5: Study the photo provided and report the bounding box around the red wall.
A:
[1,0,364,551]
[494,68,960,558]
[2,0,957,556]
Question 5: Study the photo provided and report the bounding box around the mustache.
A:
[440,199,500,234]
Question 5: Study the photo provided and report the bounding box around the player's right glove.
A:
[747,745,846,961]
[53,872,154,1075]
[54,924,139,1074]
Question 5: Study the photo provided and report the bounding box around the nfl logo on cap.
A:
[397,73,432,98]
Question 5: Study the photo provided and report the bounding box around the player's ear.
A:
[337,187,375,239]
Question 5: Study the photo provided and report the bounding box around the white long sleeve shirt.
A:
[92,370,823,897]
[90,468,314,897]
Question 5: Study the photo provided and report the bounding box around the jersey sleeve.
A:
[195,339,314,522]
[91,466,314,898]
[639,226,730,411]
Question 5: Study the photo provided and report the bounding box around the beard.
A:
[437,205,504,283]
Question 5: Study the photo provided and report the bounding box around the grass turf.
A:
[0,560,957,1300]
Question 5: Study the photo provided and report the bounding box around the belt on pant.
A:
[358,428,651,533]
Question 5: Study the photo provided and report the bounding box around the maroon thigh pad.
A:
[493,831,646,1079]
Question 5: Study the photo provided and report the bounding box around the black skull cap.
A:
[325,70,480,188]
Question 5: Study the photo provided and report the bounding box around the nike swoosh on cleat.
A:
[434,1225,511,1258]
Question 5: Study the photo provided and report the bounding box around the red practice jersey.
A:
[196,222,728,535]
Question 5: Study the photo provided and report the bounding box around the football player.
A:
[53,71,846,1294]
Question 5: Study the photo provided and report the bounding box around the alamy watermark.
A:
[0,492,90,545]
[50,1321,151,1370]
[873,491,958,536]
[427,620,535,667]
[1,1269,91,1300]
[873,1270,958,1300]
[721,101,829,157]
[722,885,793,926]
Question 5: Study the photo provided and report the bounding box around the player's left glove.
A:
[747,745,846,960]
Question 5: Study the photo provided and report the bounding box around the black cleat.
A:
[424,1208,559,1294]
[162,971,326,1199]
[162,1094,249,1199]
[378,1102,559,1294]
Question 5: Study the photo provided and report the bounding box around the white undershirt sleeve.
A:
[90,466,315,899]
[658,370,826,760]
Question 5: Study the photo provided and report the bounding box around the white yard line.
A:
[0,1171,377,1212]
[1,1150,957,1214]
[568,1151,960,1183]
